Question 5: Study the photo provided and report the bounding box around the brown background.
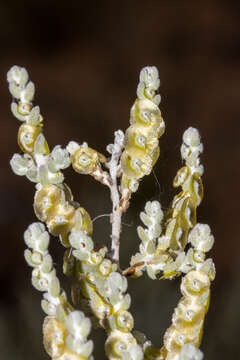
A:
[0,1,239,359]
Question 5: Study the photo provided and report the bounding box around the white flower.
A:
[183,128,201,148]
[181,128,203,173]
[137,66,161,105]
[7,66,29,87]
[145,200,163,221]
[10,153,31,176]
[69,230,93,251]
[24,222,50,251]
[179,343,203,360]
[65,311,93,358]
[124,344,143,360]
[189,224,214,252]
[175,250,194,274]
[48,145,71,172]
[66,141,80,155]
[139,66,160,90]
[65,311,91,339]
[107,272,128,294]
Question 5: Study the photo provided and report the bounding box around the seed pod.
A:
[105,330,142,360]
[34,184,63,222]
[130,99,165,137]
[181,270,210,298]
[18,124,41,153]
[17,102,32,116]
[115,310,134,333]
[162,269,211,359]
[121,97,164,183]
[47,203,75,237]
[172,297,205,332]
[125,124,159,158]
[121,150,152,179]
[43,317,66,358]
[72,145,106,175]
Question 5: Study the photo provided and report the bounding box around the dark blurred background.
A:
[0,1,239,359]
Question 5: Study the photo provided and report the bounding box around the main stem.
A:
[109,151,122,263]
[107,131,125,264]
[110,173,122,263]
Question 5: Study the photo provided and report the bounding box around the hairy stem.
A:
[107,131,125,263]
[110,174,122,263]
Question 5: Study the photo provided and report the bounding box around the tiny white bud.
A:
[189,224,214,252]
[7,66,29,86]
[183,127,201,147]
[179,343,203,360]
[139,66,160,90]
[66,141,80,155]
[49,145,71,171]
[114,129,125,147]
[65,311,91,338]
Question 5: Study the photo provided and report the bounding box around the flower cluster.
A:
[166,127,204,252]
[128,127,205,280]
[10,140,70,185]
[122,128,215,359]
[24,222,93,360]
[126,200,167,279]
[65,229,143,359]
[127,221,215,360]
[161,224,215,360]
[67,141,106,175]
[120,67,165,195]
[8,66,71,185]
[34,183,92,246]
[8,65,215,360]
[67,141,111,187]
[7,66,43,149]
